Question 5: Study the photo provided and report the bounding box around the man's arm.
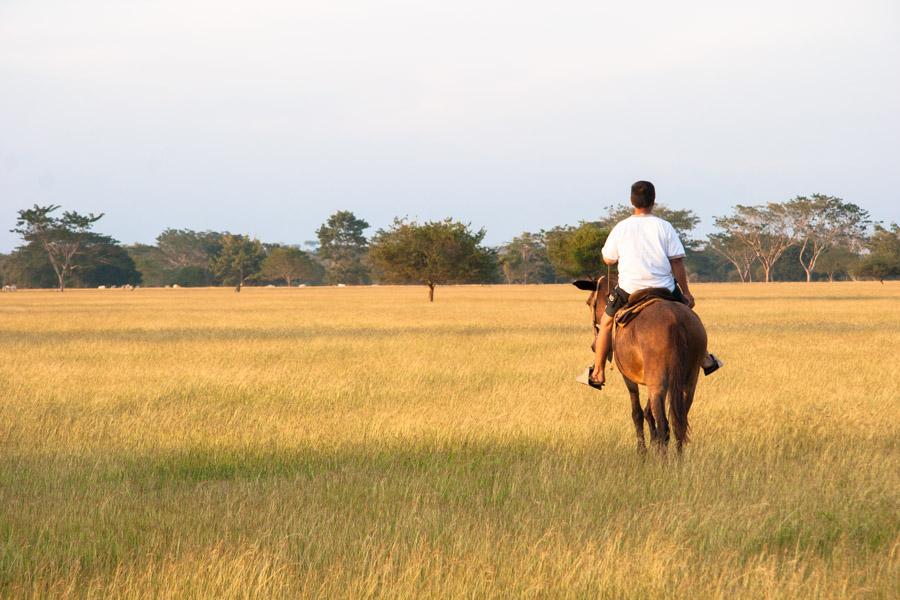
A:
[669,257,695,308]
[603,257,617,266]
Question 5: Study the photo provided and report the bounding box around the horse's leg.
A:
[623,377,645,454]
[648,384,669,454]
[644,401,657,445]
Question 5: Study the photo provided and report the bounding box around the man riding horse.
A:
[589,180,722,388]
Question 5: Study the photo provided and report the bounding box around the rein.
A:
[592,263,612,333]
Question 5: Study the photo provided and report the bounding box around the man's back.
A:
[602,214,685,294]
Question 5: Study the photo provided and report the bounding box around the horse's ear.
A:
[572,279,596,291]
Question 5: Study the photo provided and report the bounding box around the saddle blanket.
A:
[614,287,680,328]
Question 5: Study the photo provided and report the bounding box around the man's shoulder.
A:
[646,215,676,232]
[617,215,672,229]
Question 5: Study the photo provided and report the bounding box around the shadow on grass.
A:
[1,435,896,581]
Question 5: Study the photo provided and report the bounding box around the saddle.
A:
[613,287,680,329]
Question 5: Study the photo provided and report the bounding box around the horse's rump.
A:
[615,300,706,442]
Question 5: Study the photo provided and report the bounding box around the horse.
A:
[573,275,708,454]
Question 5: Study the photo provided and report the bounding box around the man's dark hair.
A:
[630,181,656,209]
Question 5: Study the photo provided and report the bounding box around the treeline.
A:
[2,197,899,298]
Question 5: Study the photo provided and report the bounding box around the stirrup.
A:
[703,354,724,376]
[576,366,605,390]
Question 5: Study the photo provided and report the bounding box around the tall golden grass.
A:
[1,283,897,598]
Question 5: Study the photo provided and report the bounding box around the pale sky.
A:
[1,0,898,251]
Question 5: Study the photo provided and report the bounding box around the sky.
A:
[1,0,898,251]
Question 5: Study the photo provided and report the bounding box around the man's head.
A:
[630,180,656,210]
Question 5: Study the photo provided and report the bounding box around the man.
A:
[590,180,722,387]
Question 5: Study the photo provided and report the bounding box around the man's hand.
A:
[669,257,695,308]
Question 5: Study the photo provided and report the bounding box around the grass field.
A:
[1,283,898,598]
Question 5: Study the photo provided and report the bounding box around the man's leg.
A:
[590,311,614,386]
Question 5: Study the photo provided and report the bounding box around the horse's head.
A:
[572,275,618,351]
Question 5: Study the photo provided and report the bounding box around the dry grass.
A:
[1,283,898,598]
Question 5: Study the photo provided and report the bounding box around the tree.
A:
[597,204,701,249]
[173,266,212,287]
[5,234,138,289]
[714,203,795,283]
[706,233,757,282]
[498,232,555,284]
[72,237,141,287]
[770,245,809,282]
[815,246,860,282]
[155,229,223,285]
[369,218,497,302]
[126,244,173,287]
[316,211,370,284]
[210,234,265,292]
[1,243,58,288]
[543,222,610,279]
[0,254,10,287]
[156,229,224,268]
[856,224,900,283]
[856,255,900,283]
[11,205,106,291]
[260,247,324,286]
[785,195,870,282]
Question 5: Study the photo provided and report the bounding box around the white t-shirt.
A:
[601,215,685,294]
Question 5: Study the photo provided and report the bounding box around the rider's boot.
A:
[702,353,724,376]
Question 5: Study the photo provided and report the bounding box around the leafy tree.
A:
[866,223,900,257]
[714,204,795,283]
[1,243,58,288]
[856,255,899,283]
[210,234,265,292]
[785,195,870,282]
[815,246,860,282]
[316,211,370,284]
[681,247,734,282]
[173,266,212,287]
[0,254,9,286]
[498,232,555,284]
[5,235,139,288]
[72,238,141,287]
[706,232,757,282]
[543,222,610,279]
[126,244,173,287]
[770,245,809,282]
[156,229,224,269]
[369,218,497,302]
[260,246,324,286]
[856,224,900,283]
[597,204,701,249]
[11,204,104,291]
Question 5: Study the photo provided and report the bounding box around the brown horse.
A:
[573,275,707,454]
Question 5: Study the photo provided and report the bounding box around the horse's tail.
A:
[667,323,691,445]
